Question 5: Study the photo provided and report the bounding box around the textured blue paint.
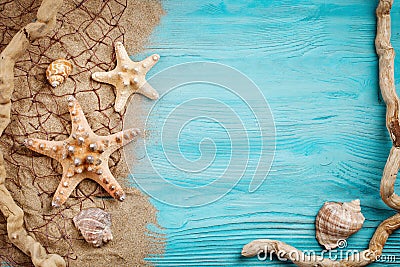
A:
[130,0,400,266]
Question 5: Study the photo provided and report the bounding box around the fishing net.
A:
[0,0,163,266]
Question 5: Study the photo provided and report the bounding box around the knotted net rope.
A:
[0,0,163,266]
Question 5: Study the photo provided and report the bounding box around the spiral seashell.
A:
[73,208,113,247]
[46,59,73,87]
[315,199,365,250]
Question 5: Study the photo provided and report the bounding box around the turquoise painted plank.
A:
[129,0,400,266]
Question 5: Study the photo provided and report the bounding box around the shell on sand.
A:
[73,208,113,247]
[315,199,365,250]
[46,58,73,87]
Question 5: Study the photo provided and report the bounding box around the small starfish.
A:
[91,42,160,113]
[24,96,141,207]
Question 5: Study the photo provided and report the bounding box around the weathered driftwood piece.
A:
[377,0,400,211]
[242,214,400,267]
[0,0,66,266]
[242,0,400,266]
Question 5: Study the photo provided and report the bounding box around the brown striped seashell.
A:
[315,199,365,250]
[46,59,73,87]
[73,208,113,247]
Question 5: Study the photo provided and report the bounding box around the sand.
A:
[0,0,164,266]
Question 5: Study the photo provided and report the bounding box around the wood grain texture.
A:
[129,0,400,266]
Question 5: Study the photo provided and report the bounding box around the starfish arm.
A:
[52,172,85,207]
[114,89,132,113]
[95,166,126,201]
[99,128,141,155]
[140,54,160,71]
[24,138,64,160]
[138,82,159,100]
[114,41,131,62]
[67,96,94,136]
[91,70,117,86]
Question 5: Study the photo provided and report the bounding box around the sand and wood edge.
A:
[0,0,66,266]
[242,1,400,266]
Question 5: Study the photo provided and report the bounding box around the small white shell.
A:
[46,59,73,87]
[73,208,113,247]
[315,199,365,250]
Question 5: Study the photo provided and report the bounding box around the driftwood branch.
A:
[242,0,400,266]
[0,0,66,266]
[242,213,400,267]
[376,0,400,211]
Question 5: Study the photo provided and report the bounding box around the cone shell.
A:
[315,199,365,250]
[73,208,113,247]
[46,59,72,87]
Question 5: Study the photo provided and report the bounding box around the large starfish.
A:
[91,42,160,113]
[24,96,140,207]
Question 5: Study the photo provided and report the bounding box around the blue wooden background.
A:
[129,0,400,266]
